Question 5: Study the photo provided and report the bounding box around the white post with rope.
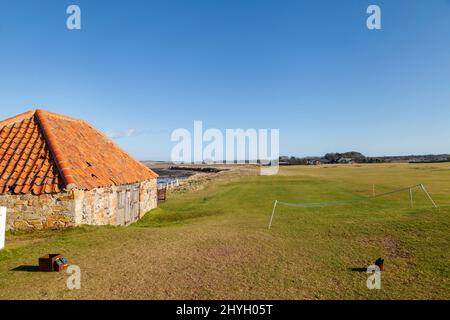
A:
[420,184,438,208]
[409,187,414,208]
[268,200,278,229]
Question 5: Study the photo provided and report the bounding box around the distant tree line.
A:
[279,152,450,165]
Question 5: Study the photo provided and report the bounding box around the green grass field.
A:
[0,163,449,299]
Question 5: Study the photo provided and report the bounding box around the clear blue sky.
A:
[1,0,450,160]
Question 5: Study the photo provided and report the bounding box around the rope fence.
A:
[268,184,438,229]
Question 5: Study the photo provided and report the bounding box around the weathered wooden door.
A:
[124,190,131,225]
[117,185,140,226]
[131,186,140,221]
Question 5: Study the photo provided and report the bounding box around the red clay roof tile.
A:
[0,109,157,195]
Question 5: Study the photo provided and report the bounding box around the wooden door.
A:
[117,185,140,226]
[131,186,140,222]
[117,188,126,225]
[124,189,132,225]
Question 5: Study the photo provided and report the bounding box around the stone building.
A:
[0,109,158,231]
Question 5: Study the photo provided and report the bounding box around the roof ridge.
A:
[0,109,83,128]
[35,109,77,190]
[0,110,35,128]
[42,109,85,123]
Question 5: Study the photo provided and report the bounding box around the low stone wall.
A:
[0,192,74,231]
[0,179,158,231]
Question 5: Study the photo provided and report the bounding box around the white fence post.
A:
[0,207,6,251]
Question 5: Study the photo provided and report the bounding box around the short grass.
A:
[0,163,449,299]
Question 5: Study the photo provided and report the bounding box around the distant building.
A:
[337,158,354,164]
[0,109,158,231]
[306,159,321,165]
[320,158,331,165]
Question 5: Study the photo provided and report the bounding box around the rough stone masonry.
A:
[0,180,157,231]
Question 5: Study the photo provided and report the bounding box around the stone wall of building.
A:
[0,192,75,231]
[73,186,119,226]
[139,179,158,218]
[73,179,157,225]
[0,179,158,231]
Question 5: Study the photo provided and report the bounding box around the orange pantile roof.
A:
[0,109,157,195]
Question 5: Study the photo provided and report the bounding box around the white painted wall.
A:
[0,207,6,250]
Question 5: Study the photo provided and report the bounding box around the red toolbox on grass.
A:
[38,254,68,272]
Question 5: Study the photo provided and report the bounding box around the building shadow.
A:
[11,265,40,272]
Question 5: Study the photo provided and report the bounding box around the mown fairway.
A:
[0,164,449,299]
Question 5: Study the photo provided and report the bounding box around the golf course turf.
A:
[0,163,449,299]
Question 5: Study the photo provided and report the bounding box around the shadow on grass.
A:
[11,265,40,272]
[349,267,367,273]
